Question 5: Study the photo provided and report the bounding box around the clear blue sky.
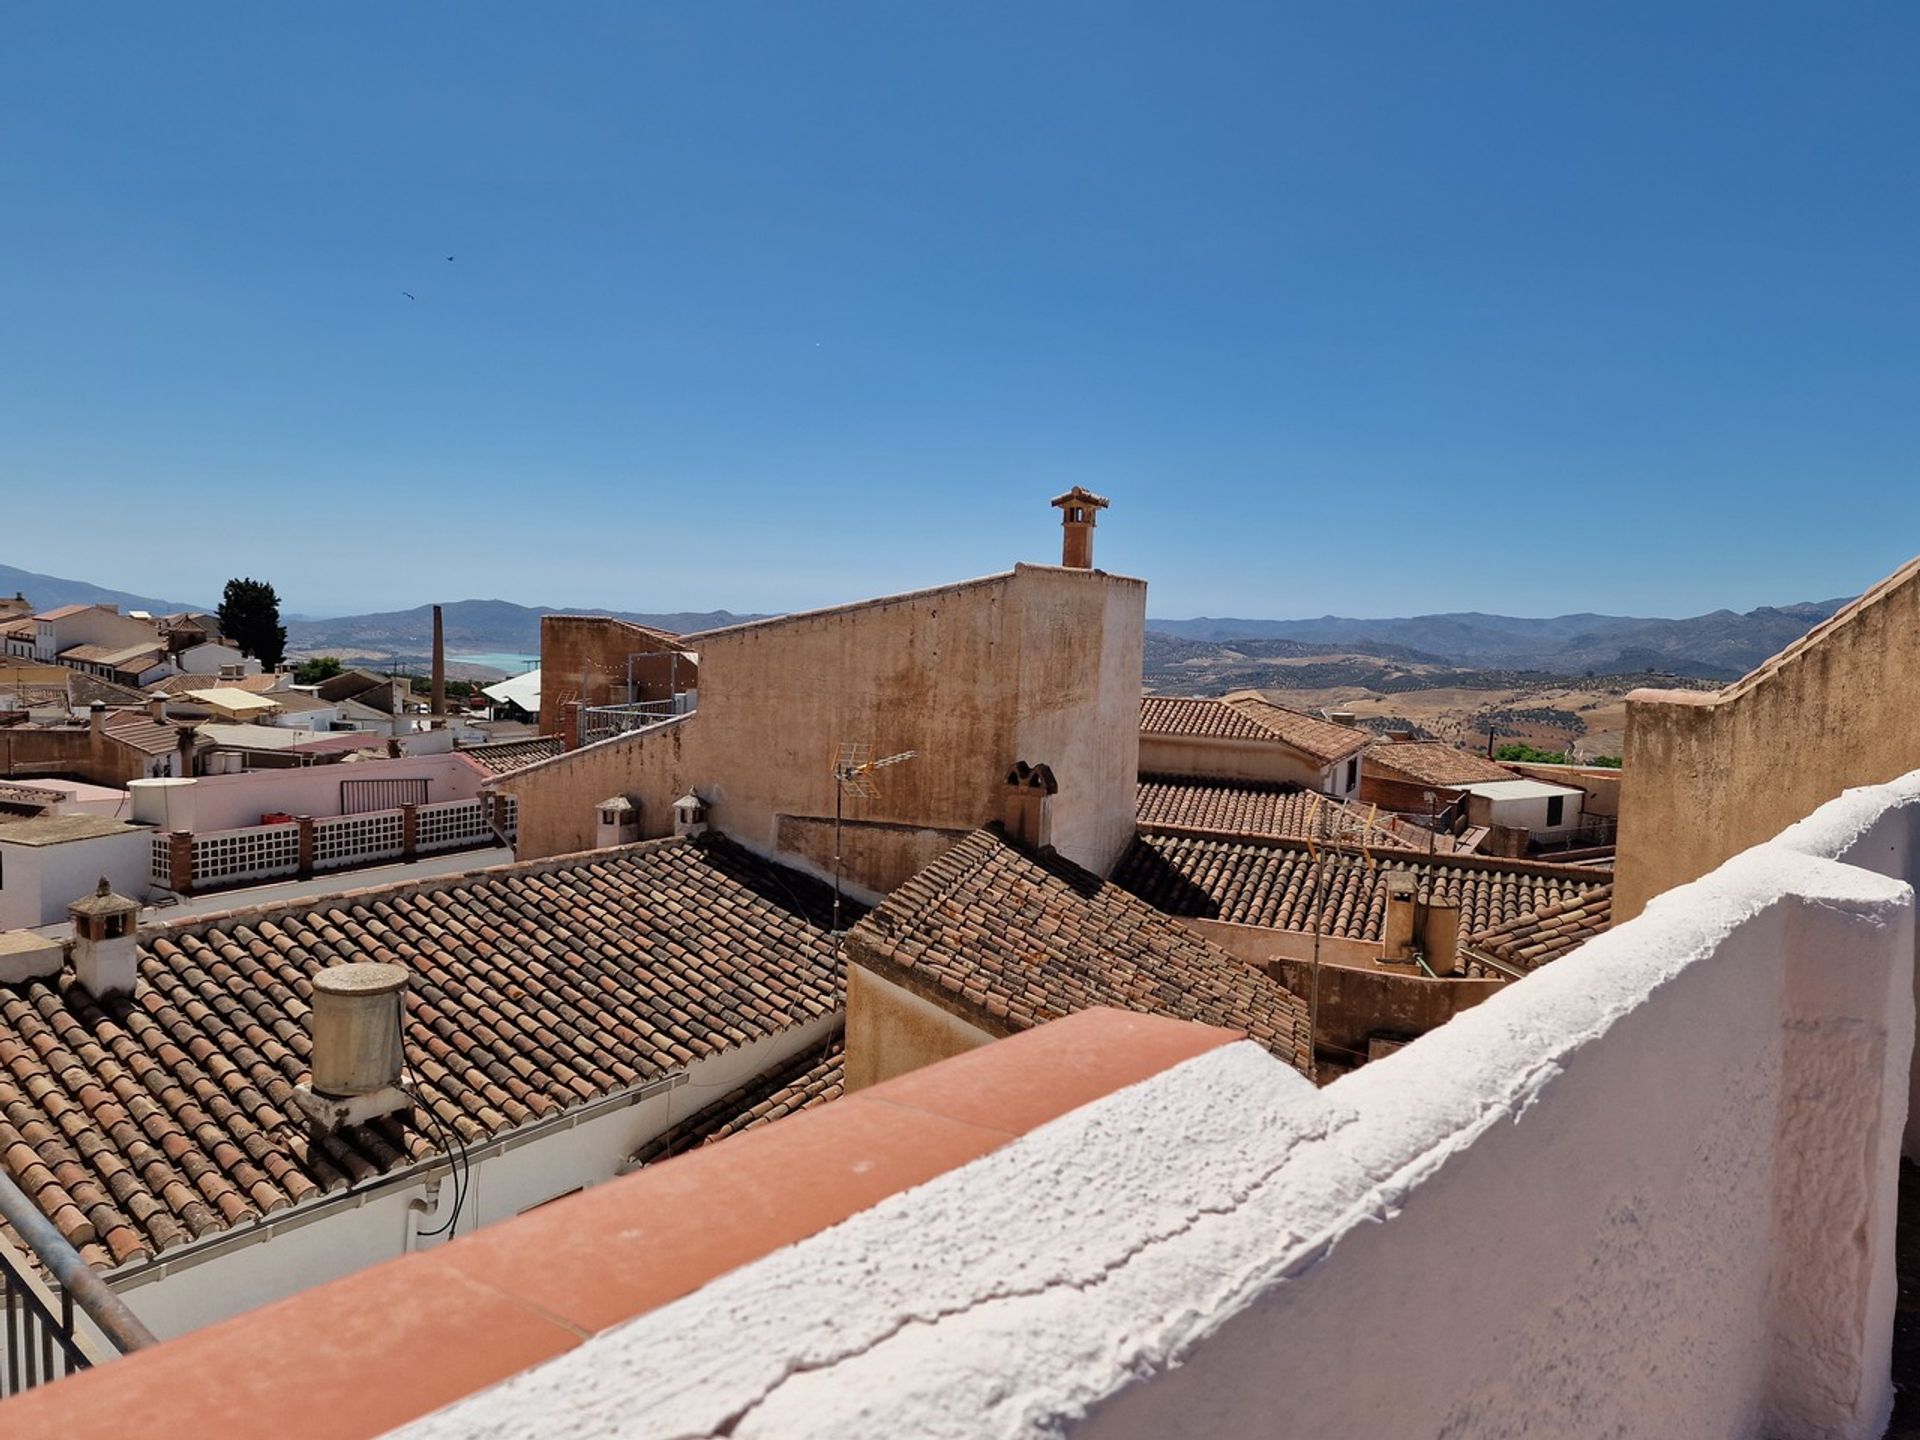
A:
[2,4,1914,619]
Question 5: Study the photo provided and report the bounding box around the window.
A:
[1545,795,1565,827]
[1346,759,1358,791]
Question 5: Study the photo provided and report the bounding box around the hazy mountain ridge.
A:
[286,599,772,657]
[1148,598,1851,677]
[0,562,205,617]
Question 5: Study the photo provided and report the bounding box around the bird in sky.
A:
[402,291,416,300]
[446,255,454,262]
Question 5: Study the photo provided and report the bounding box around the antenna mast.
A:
[828,743,918,939]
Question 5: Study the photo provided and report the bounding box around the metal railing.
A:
[579,695,693,746]
[0,1173,156,1394]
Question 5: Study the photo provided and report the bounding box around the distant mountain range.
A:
[0,562,205,617]
[1146,600,1852,679]
[286,599,771,659]
[1,558,1850,680]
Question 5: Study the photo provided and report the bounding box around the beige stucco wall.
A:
[497,563,1146,888]
[1138,733,1331,789]
[1616,556,1920,921]
[844,963,995,1092]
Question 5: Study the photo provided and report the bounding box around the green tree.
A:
[218,577,288,670]
[1494,742,1571,765]
[293,655,344,685]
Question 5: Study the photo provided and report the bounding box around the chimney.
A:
[596,795,641,848]
[1382,871,1418,961]
[292,962,412,1133]
[175,722,197,777]
[1419,895,1462,977]
[88,700,105,739]
[1003,761,1058,850]
[1049,487,1110,569]
[148,695,166,721]
[68,878,141,999]
[430,604,446,727]
[672,792,709,839]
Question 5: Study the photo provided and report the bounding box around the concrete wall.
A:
[0,827,152,928]
[0,724,165,788]
[1507,760,1622,817]
[500,564,1146,887]
[1465,789,1584,839]
[435,773,1920,1440]
[100,1014,837,1344]
[1358,773,1463,815]
[845,963,996,1091]
[1617,556,1920,920]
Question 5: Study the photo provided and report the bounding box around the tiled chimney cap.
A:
[1050,486,1109,511]
[69,877,138,919]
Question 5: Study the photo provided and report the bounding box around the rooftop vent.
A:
[596,795,641,848]
[68,878,140,998]
[673,792,709,839]
[1003,761,1058,851]
[1382,872,1419,961]
[292,962,412,1133]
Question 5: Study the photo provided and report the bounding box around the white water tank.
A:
[129,777,197,831]
[309,963,408,1097]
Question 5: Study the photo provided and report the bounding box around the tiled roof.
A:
[458,736,566,776]
[1364,741,1518,788]
[67,674,151,708]
[101,710,204,757]
[1112,831,1606,946]
[150,673,282,698]
[846,828,1312,1075]
[32,604,94,622]
[627,1033,845,1166]
[1461,884,1613,976]
[1219,693,1374,764]
[60,642,162,669]
[1137,775,1407,849]
[1139,694,1370,764]
[1141,695,1274,742]
[0,835,843,1271]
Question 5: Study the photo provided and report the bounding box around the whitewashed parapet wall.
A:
[393,774,1920,1440]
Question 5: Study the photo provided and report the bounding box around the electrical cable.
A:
[395,1004,471,1239]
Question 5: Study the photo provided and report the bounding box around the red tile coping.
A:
[0,1008,1241,1440]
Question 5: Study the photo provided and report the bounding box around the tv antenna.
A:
[829,743,917,938]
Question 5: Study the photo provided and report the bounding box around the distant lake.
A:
[449,651,539,674]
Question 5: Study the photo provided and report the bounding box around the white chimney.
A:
[68,878,141,998]
[596,795,641,848]
[292,962,412,1132]
[1003,761,1058,851]
[672,792,709,839]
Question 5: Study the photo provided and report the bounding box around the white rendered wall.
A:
[131,754,483,832]
[0,828,152,927]
[98,1013,837,1346]
[396,774,1920,1440]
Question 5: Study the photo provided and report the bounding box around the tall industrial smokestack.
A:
[431,604,446,727]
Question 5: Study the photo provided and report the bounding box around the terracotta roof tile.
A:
[1112,831,1606,946]
[0,836,842,1272]
[1137,776,1406,849]
[846,829,1311,1075]
[1460,884,1613,977]
[1140,694,1370,764]
[627,1033,844,1166]
[1363,742,1518,788]
[457,737,566,776]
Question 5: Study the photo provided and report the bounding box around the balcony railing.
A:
[579,695,695,746]
[0,1173,155,1394]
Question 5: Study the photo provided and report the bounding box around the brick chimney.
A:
[430,604,446,728]
[1003,761,1058,851]
[1050,487,1110,569]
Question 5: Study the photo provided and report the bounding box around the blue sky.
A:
[2,4,1914,619]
